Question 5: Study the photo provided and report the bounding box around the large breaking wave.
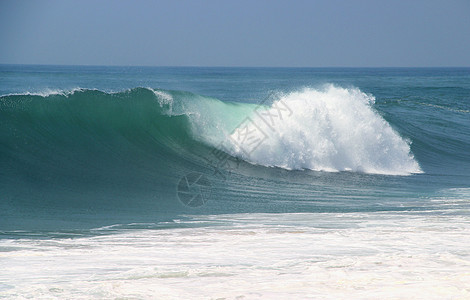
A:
[0,85,421,178]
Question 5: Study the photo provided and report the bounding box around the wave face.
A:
[0,86,421,180]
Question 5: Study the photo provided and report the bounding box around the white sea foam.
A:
[226,85,422,175]
[1,212,469,299]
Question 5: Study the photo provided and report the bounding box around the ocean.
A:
[1,65,469,299]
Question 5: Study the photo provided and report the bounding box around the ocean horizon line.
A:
[1,63,470,69]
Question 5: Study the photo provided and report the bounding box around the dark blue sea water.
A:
[1,65,469,298]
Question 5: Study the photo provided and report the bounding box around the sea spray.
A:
[186,85,422,175]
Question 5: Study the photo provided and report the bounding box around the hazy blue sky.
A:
[1,0,469,67]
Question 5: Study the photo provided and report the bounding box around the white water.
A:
[224,85,422,175]
[1,212,469,299]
